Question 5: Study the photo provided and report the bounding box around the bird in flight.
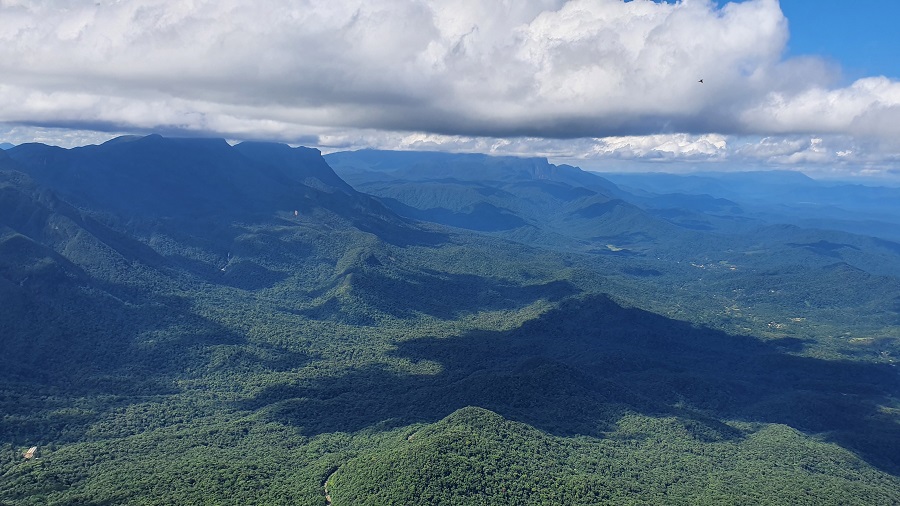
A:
[698,79,704,83]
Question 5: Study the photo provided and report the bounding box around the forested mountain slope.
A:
[1,137,898,505]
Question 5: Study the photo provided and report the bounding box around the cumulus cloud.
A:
[741,77,900,137]
[587,134,728,160]
[0,0,899,175]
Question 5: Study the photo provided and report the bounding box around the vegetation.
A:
[331,407,900,506]
[1,137,898,504]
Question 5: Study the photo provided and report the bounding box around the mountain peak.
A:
[5,134,354,218]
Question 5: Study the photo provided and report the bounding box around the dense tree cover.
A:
[330,407,900,506]
[1,137,899,504]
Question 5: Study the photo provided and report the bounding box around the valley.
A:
[1,136,898,505]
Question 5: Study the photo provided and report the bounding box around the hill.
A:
[1,137,899,505]
[329,406,900,505]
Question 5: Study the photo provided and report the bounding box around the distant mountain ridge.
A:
[327,148,900,282]
[602,170,900,242]
[326,148,622,195]
[326,149,686,253]
[6,135,356,218]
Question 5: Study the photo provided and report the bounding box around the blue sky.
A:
[780,1,900,81]
[1,0,899,181]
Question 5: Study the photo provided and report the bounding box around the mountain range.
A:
[1,135,898,505]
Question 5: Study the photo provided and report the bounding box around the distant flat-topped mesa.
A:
[4,135,366,220]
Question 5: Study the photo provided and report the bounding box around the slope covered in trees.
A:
[1,137,898,504]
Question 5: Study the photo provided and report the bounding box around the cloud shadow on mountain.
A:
[240,293,900,475]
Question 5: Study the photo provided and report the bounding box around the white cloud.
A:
[587,134,728,160]
[0,125,126,148]
[741,77,900,137]
[0,0,899,176]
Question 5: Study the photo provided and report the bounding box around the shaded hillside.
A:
[0,136,449,390]
[6,136,415,239]
[6,136,448,281]
[0,168,257,383]
[0,147,13,164]
[233,141,357,194]
[244,293,900,471]
[1,137,899,505]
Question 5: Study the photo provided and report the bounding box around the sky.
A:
[1,0,899,180]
